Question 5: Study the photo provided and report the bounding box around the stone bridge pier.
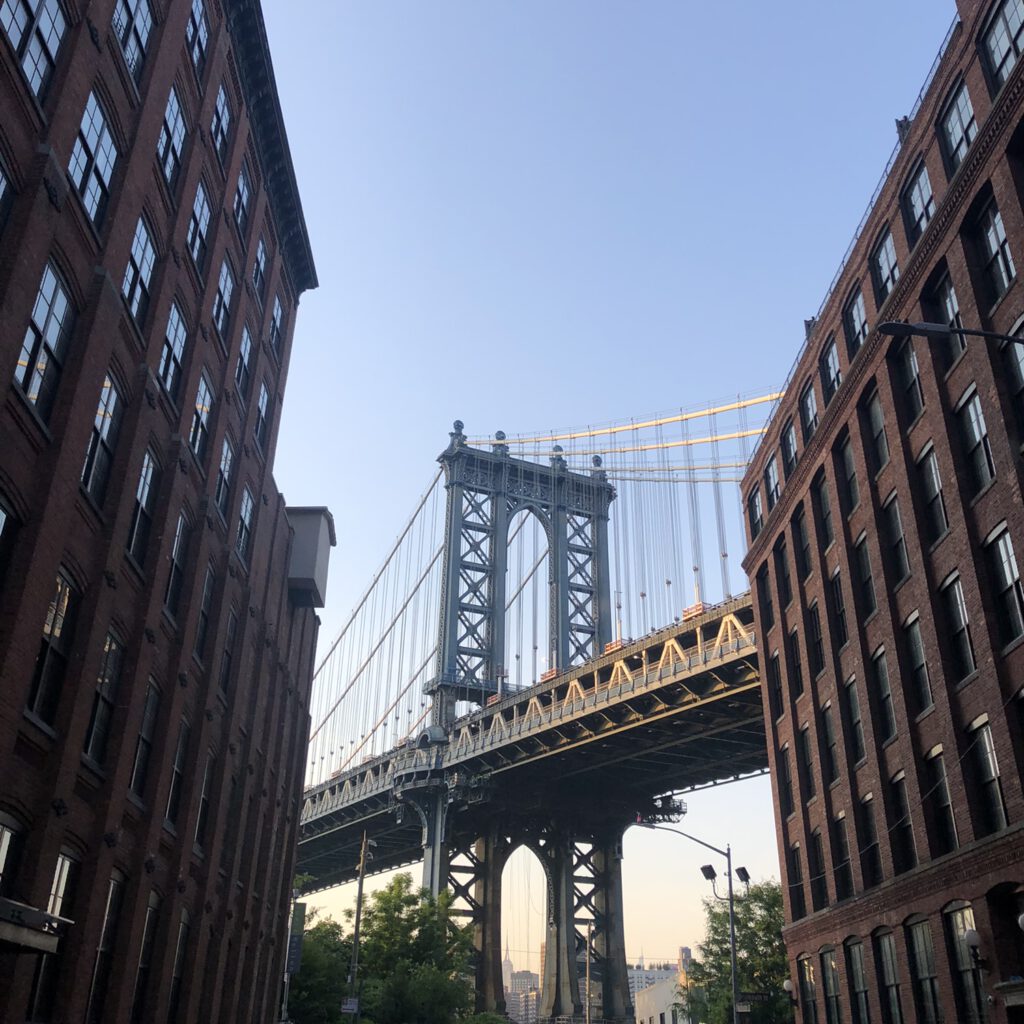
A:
[443,815,635,1024]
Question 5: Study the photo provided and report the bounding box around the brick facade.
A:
[742,2,1024,1022]
[0,1,327,1021]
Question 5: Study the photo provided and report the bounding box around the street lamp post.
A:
[878,320,1023,346]
[642,824,744,1024]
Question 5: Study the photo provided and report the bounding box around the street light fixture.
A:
[641,823,743,1024]
[877,319,1023,346]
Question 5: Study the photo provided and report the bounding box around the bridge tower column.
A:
[540,832,583,1021]
[592,829,633,1024]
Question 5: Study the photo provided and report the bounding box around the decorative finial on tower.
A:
[446,420,467,452]
[493,430,509,457]
[550,444,566,470]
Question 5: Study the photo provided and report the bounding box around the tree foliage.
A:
[289,874,477,1024]
[682,880,789,1024]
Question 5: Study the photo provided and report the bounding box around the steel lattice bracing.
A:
[429,422,615,728]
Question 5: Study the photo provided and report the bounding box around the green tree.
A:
[682,880,789,1024]
[289,917,352,1024]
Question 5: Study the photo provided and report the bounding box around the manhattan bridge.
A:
[297,394,779,1022]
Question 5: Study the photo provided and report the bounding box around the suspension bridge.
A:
[296,394,779,1022]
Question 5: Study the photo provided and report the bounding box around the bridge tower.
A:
[428,421,616,728]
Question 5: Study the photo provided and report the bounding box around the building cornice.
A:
[225,0,318,296]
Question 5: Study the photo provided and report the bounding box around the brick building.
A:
[0,0,332,1022]
[742,2,1024,1022]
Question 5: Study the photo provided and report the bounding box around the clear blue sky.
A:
[264,0,957,970]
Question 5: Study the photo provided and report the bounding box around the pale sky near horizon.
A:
[261,0,958,971]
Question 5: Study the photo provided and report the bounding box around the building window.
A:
[747,488,764,540]
[15,260,74,420]
[892,338,924,421]
[798,724,815,800]
[871,229,900,305]
[768,651,784,720]
[81,373,122,506]
[845,939,869,1024]
[946,904,984,1024]
[764,455,780,511]
[941,575,976,681]
[808,603,825,677]
[194,754,213,848]
[889,771,916,873]
[882,494,909,583]
[774,538,792,607]
[843,287,869,357]
[236,486,254,560]
[27,851,78,1019]
[233,161,251,235]
[164,512,189,616]
[186,181,211,269]
[122,216,155,323]
[902,161,934,245]
[862,388,889,471]
[127,450,159,566]
[215,436,233,518]
[943,81,977,173]
[787,628,804,698]
[756,564,774,630]
[874,931,905,1024]
[820,336,841,405]
[0,158,10,227]
[254,381,271,451]
[792,506,812,581]
[843,675,866,764]
[167,909,191,1022]
[270,294,284,352]
[189,371,214,461]
[820,948,841,1024]
[83,632,123,765]
[808,831,827,911]
[812,471,833,548]
[927,271,966,369]
[158,302,188,400]
[194,566,214,659]
[253,236,267,299]
[917,446,948,544]
[112,0,152,82]
[797,955,817,1024]
[902,615,932,714]
[871,647,897,743]
[218,608,238,693]
[235,324,253,398]
[987,527,1024,645]
[157,86,187,189]
[984,0,1024,89]
[839,434,859,511]
[924,748,959,856]
[164,719,190,824]
[778,742,793,814]
[799,380,818,441]
[781,419,798,477]
[828,570,848,648]
[788,848,806,921]
[1,0,66,98]
[832,817,853,901]
[821,702,838,784]
[968,718,1008,836]
[853,535,876,617]
[27,571,76,724]
[907,920,942,1024]
[1,0,66,96]
[69,92,117,225]
[974,198,1016,306]
[84,871,125,1024]
[186,0,208,75]
[212,258,234,337]
[211,84,231,164]
[130,892,160,1024]
[858,794,882,888]
[129,680,160,798]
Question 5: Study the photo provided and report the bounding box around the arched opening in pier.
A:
[500,844,548,1010]
[504,508,551,691]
